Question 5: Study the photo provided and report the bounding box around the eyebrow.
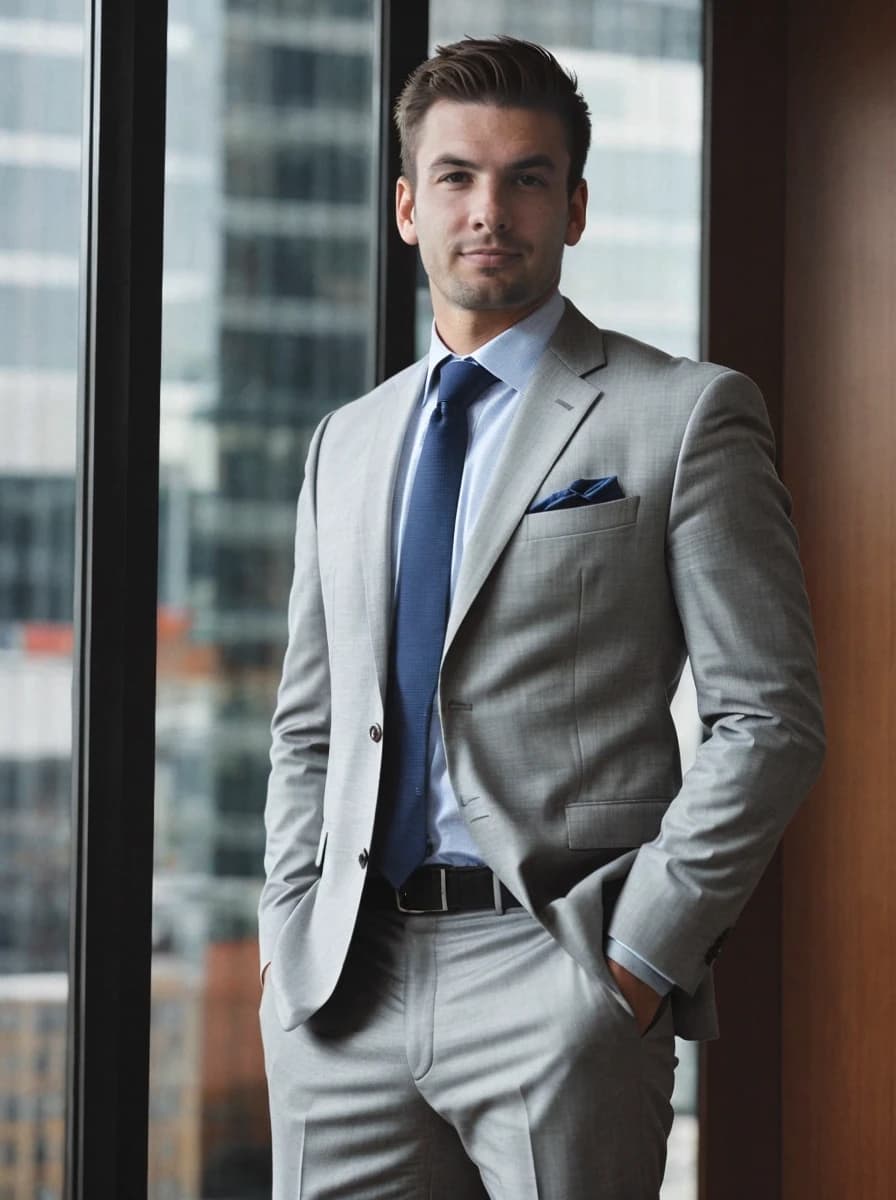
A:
[427,154,558,174]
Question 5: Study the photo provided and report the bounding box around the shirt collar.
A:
[423,290,566,403]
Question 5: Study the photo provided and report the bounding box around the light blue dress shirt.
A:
[390,290,673,997]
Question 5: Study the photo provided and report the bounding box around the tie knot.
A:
[436,358,497,412]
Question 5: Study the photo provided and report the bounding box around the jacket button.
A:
[358,849,369,868]
[369,724,382,743]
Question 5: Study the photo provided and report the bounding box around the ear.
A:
[564,178,588,248]
[396,176,419,247]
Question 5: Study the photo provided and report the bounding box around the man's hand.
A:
[607,958,663,1035]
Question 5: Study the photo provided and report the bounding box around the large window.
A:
[0,4,83,1198]
[151,2,377,1195]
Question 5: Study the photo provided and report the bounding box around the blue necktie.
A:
[373,358,497,888]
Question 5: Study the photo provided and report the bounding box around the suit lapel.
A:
[360,357,428,704]
[443,303,608,659]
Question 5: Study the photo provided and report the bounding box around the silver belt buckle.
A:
[395,867,449,913]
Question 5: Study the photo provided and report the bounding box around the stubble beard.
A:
[434,243,564,314]
[446,272,535,312]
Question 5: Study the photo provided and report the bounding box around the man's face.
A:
[396,101,587,328]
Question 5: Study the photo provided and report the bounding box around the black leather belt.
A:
[364,866,522,914]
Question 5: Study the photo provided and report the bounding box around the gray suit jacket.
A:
[258,301,825,1041]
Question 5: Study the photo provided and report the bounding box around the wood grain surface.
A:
[780,1,896,1195]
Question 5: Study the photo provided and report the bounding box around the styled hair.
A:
[395,36,591,195]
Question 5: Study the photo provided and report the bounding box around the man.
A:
[258,36,824,1200]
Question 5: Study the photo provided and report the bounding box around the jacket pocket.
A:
[566,799,669,849]
[522,494,640,540]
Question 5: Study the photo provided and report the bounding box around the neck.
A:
[432,291,556,356]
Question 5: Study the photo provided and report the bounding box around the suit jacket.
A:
[258,301,825,1041]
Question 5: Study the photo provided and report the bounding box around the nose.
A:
[469,180,509,233]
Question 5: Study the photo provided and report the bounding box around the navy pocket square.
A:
[528,476,625,514]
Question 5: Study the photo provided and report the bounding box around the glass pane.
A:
[422,6,704,1196]
[151,1,377,1195]
[0,2,84,1199]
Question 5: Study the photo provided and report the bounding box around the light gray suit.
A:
[258,301,825,1195]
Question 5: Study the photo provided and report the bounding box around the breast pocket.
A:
[521,495,640,541]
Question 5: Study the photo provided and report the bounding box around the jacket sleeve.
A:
[258,412,333,972]
[606,368,825,995]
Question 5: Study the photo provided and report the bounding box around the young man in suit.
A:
[258,36,824,1199]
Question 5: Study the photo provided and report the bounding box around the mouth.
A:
[460,248,522,268]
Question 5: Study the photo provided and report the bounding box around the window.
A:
[150,2,378,1194]
[0,7,82,1195]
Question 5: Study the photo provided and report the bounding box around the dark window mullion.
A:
[372,0,429,384]
[66,0,169,1197]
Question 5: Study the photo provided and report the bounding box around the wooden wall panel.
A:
[780,1,896,1195]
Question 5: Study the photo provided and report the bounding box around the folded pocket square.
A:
[528,476,625,513]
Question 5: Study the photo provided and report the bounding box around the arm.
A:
[258,413,334,979]
[607,369,825,995]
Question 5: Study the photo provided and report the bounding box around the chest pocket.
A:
[522,495,640,541]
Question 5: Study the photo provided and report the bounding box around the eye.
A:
[516,174,546,188]
[437,171,471,185]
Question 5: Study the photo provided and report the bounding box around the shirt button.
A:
[358,849,369,868]
[369,724,382,743]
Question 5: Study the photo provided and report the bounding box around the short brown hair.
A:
[395,36,591,195]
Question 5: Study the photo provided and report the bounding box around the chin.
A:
[451,281,535,312]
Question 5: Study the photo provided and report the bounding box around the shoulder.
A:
[605,332,772,463]
[602,329,747,407]
[304,355,427,487]
[554,300,745,406]
[324,356,428,435]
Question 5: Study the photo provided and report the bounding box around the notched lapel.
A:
[360,359,427,703]
[443,304,608,658]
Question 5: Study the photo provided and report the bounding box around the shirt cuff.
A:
[605,936,675,996]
